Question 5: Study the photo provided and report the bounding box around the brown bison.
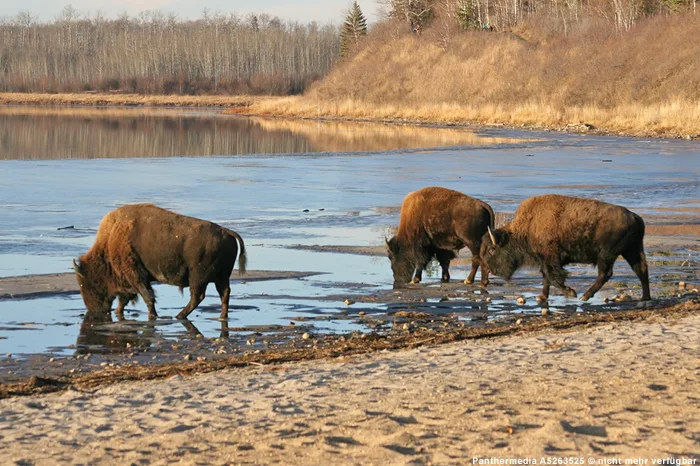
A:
[480,194,650,302]
[73,204,247,320]
[386,187,494,288]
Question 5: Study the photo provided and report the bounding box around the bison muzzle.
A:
[73,204,247,320]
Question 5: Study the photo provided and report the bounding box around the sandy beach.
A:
[1,308,697,464]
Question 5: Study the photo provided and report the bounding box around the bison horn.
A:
[487,226,496,246]
[72,259,83,276]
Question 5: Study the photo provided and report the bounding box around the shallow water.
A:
[0,107,699,364]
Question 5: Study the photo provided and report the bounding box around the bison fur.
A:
[480,194,650,302]
[387,187,494,288]
[73,204,247,320]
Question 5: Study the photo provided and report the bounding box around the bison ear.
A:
[72,259,85,277]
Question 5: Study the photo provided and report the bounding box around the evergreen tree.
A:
[340,2,368,58]
[456,0,479,30]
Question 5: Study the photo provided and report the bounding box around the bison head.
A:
[73,258,113,314]
[386,236,414,288]
[479,227,521,281]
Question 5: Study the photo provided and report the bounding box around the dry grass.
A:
[0,93,268,108]
[5,15,700,138]
[235,97,700,138]
[232,14,700,138]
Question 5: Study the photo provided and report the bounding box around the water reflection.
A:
[0,107,534,160]
[76,310,154,355]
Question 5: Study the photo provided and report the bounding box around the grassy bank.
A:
[230,13,700,139]
[233,97,700,138]
[0,93,266,107]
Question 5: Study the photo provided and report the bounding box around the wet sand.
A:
[1,304,698,464]
[0,270,321,300]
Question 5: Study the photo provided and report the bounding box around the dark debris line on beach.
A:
[1,298,698,400]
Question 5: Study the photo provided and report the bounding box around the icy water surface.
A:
[0,108,699,367]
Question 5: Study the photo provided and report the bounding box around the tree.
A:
[380,0,438,30]
[456,0,480,29]
[340,1,368,57]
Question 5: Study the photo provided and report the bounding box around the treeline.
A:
[0,8,339,95]
[380,0,697,36]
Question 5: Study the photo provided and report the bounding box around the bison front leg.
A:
[135,283,157,319]
[176,283,207,320]
[436,250,453,283]
[543,263,577,299]
[582,260,614,301]
[412,258,431,284]
[478,261,489,288]
[411,268,423,284]
[537,272,550,303]
[215,279,231,320]
[114,293,137,321]
[464,246,488,286]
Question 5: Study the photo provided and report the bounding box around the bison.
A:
[386,187,494,288]
[72,204,247,320]
[480,194,650,302]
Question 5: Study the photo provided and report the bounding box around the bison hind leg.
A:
[176,283,208,320]
[622,247,651,301]
[215,279,231,320]
[115,293,137,320]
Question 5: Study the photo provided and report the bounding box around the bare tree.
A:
[0,10,340,95]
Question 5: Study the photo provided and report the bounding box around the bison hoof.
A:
[441,277,450,283]
[581,294,591,302]
[565,288,577,299]
[464,278,474,285]
[411,278,421,284]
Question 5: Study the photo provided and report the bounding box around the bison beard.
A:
[480,194,651,302]
[73,204,246,320]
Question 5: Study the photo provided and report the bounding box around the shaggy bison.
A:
[73,204,247,320]
[387,187,494,288]
[480,194,650,302]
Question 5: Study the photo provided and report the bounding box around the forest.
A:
[0,0,697,97]
[0,8,339,94]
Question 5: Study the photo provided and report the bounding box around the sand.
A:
[1,312,698,465]
[0,270,321,300]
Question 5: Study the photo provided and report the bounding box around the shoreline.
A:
[0,92,262,108]
[0,270,322,301]
[1,298,698,400]
[1,308,698,462]
[2,92,699,140]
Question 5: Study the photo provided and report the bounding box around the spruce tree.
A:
[340,2,368,58]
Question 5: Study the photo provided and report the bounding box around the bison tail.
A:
[223,228,247,274]
[482,201,496,229]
